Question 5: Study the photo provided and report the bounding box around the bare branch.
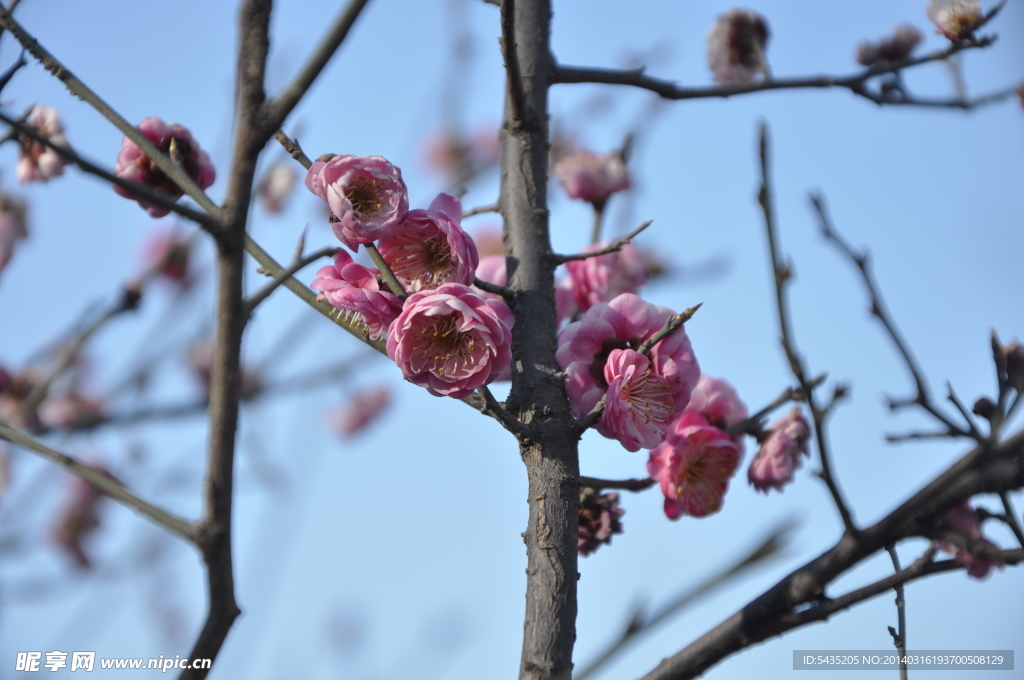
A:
[552,220,653,263]
[245,246,339,315]
[462,201,500,219]
[999,492,1024,548]
[274,129,313,169]
[885,545,908,680]
[579,476,655,493]
[476,385,530,437]
[725,374,826,437]
[0,423,195,542]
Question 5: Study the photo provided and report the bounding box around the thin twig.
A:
[725,374,826,437]
[274,129,313,169]
[947,381,982,440]
[553,219,653,263]
[0,7,219,215]
[812,192,973,441]
[886,430,961,444]
[462,201,500,219]
[579,476,655,492]
[244,246,339,315]
[476,385,528,437]
[363,242,407,300]
[759,125,856,535]
[999,492,1024,548]
[0,423,195,542]
[885,545,908,680]
[474,276,514,298]
[0,48,25,94]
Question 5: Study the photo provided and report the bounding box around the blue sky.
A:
[0,0,1022,678]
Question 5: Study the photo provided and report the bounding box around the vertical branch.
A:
[499,0,579,679]
[180,0,273,677]
[886,545,908,680]
[757,123,857,535]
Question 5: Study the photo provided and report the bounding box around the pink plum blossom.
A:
[856,25,923,65]
[305,154,408,249]
[707,8,771,85]
[113,117,216,217]
[556,294,700,436]
[934,502,1004,579]
[0,191,28,279]
[565,241,647,313]
[647,412,741,519]
[552,149,630,205]
[312,250,404,340]
[578,488,624,556]
[685,375,748,452]
[927,0,983,41]
[378,193,479,292]
[475,255,506,295]
[257,161,298,214]
[601,349,675,451]
[747,407,811,493]
[386,282,514,399]
[17,105,70,183]
[328,386,391,437]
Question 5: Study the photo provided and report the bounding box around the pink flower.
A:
[557,293,700,429]
[578,488,624,556]
[748,407,811,493]
[139,224,192,284]
[38,395,105,430]
[475,255,506,294]
[378,193,479,292]
[386,282,514,398]
[50,464,114,569]
[553,149,630,205]
[707,9,771,85]
[565,242,647,313]
[856,25,923,65]
[328,386,391,437]
[685,375,747,452]
[927,0,983,41]
[305,154,408,249]
[934,502,1004,579]
[601,349,675,451]
[16,105,70,183]
[647,412,741,519]
[257,161,298,214]
[0,192,28,279]
[312,250,404,340]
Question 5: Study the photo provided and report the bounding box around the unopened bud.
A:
[972,397,996,420]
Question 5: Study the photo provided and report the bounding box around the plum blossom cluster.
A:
[17,105,70,184]
[926,0,983,41]
[552,148,630,207]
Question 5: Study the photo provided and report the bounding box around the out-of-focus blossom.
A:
[1003,341,1024,392]
[856,24,923,65]
[0,191,28,279]
[647,412,741,519]
[557,294,700,437]
[747,407,811,493]
[578,488,624,556]
[927,0,984,41]
[50,464,114,569]
[16,105,70,184]
[378,193,478,292]
[257,161,298,214]
[305,154,408,250]
[328,386,391,437]
[113,117,216,218]
[685,375,747,451]
[707,8,771,85]
[386,282,514,399]
[471,226,504,259]
[38,395,105,430]
[422,126,500,186]
[475,255,506,294]
[312,251,403,340]
[139,224,192,284]
[552,149,630,205]
[565,242,647,313]
[601,349,675,451]
[186,339,262,400]
[933,502,1004,579]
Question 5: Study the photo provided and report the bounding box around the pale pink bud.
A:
[16,105,70,184]
[305,154,408,250]
[50,464,114,569]
[311,250,403,340]
[747,407,811,493]
[600,349,675,451]
[933,502,1004,579]
[0,191,28,279]
[378,193,479,292]
[565,242,647,313]
[707,9,770,85]
[386,282,514,399]
[553,149,630,205]
[647,412,741,519]
[927,0,983,41]
[578,488,624,556]
[257,161,298,214]
[113,117,216,217]
[856,25,923,65]
[557,294,700,428]
[38,395,105,430]
[328,386,391,437]
[139,224,192,284]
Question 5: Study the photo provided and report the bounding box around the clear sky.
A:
[0,0,1022,678]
